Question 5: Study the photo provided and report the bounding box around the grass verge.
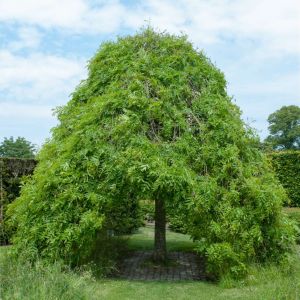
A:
[0,226,299,300]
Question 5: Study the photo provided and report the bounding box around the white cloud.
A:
[0,102,53,118]
[125,0,233,44]
[0,0,125,34]
[8,27,43,51]
[227,0,300,55]
[0,0,88,29]
[1,0,299,55]
[0,50,86,104]
[136,0,300,55]
[232,73,300,97]
[0,0,299,144]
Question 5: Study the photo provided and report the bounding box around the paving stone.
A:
[114,251,207,281]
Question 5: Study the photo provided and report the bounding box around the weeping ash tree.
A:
[8,29,296,277]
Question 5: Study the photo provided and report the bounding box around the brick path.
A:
[116,251,207,281]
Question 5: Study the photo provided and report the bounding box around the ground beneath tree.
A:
[114,251,207,281]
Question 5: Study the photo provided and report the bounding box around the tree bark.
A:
[153,198,167,262]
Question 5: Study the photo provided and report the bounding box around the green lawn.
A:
[0,226,299,300]
[126,224,195,252]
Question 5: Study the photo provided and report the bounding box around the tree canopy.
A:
[0,137,36,158]
[265,105,300,150]
[8,29,296,278]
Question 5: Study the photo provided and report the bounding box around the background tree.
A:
[265,105,300,150]
[0,137,36,158]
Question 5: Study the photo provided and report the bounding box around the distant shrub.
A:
[104,200,143,235]
[268,151,300,206]
[168,215,187,234]
[140,200,155,222]
[0,158,36,245]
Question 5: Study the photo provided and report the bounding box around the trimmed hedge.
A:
[268,151,300,207]
[0,158,36,245]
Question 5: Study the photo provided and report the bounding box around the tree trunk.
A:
[153,198,167,262]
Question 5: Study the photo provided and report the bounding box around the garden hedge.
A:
[268,151,300,207]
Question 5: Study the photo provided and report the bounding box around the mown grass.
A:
[126,224,195,252]
[0,226,300,300]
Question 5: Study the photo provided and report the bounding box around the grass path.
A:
[0,227,299,300]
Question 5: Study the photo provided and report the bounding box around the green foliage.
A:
[168,216,187,234]
[0,137,36,158]
[74,232,129,277]
[0,158,36,245]
[167,203,189,234]
[268,150,300,206]
[265,105,300,150]
[284,208,300,243]
[140,200,155,222]
[8,28,296,278]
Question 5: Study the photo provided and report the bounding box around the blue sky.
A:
[0,0,299,146]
